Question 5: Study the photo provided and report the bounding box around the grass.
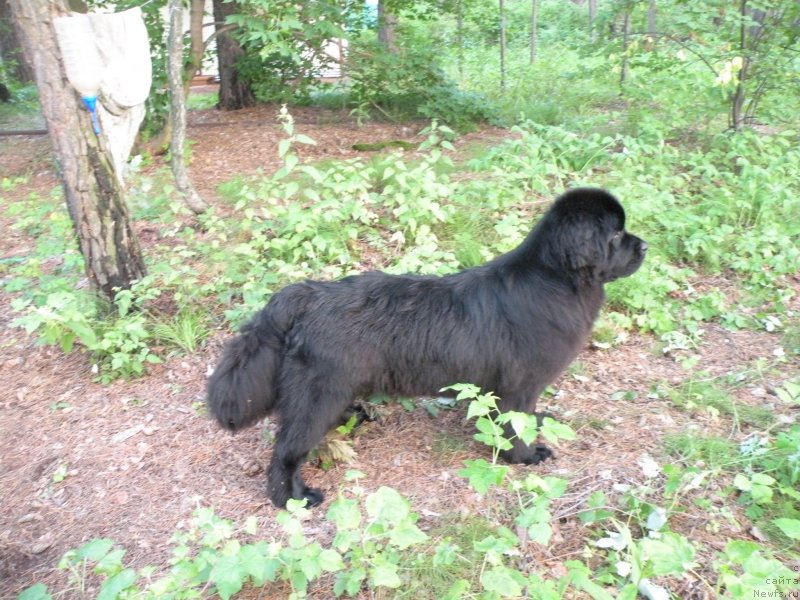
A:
[151,308,212,354]
[663,433,740,470]
[666,378,776,430]
[186,91,218,111]
[391,513,499,599]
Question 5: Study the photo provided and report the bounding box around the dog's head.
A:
[537,188,647,284]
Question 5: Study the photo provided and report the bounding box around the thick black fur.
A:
[207,188,647,508]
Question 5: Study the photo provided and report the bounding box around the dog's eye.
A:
[610,231,624,243]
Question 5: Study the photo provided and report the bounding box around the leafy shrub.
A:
[347,40,493,132]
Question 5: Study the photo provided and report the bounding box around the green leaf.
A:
[16,583,52,600]
[371,562,402,588]
[365,487,411,525]
[509,411,539,445]
[334,567,366,597]
[733,473,751,491]
[318,548,345,572]
[481,566,524,597]
[244,516,258,536]
[97,568,138,600]
[527,522,553,546]
[433,541,459,567]
[540,418,576,442]
[566,561,616,600]
[773,518,800,540]
[640,533,697,576]
[458,459,508,495]
[283,153,299,173]
[74,538,115,562]
[388,521,428,549]
[210,554,249,600]
[237,542,278,585]
[326,497,362,531]
[723,540,763,564]
[294,134,317,146]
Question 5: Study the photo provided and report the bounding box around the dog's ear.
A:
[561,225,602,272]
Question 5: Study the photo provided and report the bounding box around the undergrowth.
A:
[16,387,800,599]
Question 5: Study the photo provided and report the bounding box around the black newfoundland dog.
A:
[207,187,647,508]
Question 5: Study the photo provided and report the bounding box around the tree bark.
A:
[377,0,398,53]
[0,0,33,81]
[213,0,255,110]
[167,0,207,214]
[147,0,207,154]
[588,0,598,42]
[620,8,631,87]
[8,0,146,301]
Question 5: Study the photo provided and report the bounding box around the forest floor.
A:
[0,101,797,599]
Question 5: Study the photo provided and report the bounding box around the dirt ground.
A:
[0,103,798,599]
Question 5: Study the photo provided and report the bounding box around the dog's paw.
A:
[522,444,553,465]
[302,487,324,507]
[341,403,375,427]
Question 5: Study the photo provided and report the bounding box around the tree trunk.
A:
[620,9,631,87]
[529,0,539,64]
[147,0,207,154]
[730,0,749,130]
[647,0,657,38]
[8,0,146,301]
[499,0,507,90]
[168,0,207,214]
[588,0,598,42]
[213,0,255,110]
[377,0,398,53]
[0,0,33,81]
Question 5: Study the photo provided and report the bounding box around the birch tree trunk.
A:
[167,0,207,214]
[620,8,631,87]
[8,0,146,301]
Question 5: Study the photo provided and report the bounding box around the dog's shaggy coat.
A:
[207,188,647,507]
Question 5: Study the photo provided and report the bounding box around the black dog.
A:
[207,188,647,507]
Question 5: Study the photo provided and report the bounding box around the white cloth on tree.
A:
[54,8,152,183]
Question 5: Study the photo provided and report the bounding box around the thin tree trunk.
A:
[8,0,146,301]
[377,0,398,53]
[530,0,539,63]
[167,0,207,214]
[588,0,598,42]
[647,0,657,38]
[499,0,507,90]
[620,9,631,87]
[730,0,748,130]
[147,0,207,154]
[0,0,33,81]
[213,0,255,110]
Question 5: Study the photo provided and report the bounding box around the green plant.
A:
[347,39,493,132]
[151,307,211,354]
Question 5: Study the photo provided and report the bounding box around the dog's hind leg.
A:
[267,385,352,508]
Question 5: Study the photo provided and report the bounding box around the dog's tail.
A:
[206,285,309,431]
